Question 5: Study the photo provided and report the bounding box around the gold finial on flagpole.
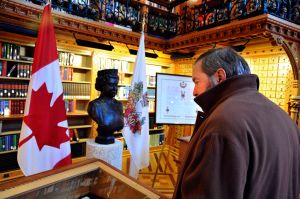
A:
[142,13,146,33]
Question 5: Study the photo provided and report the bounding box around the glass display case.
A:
[0,159,166,199]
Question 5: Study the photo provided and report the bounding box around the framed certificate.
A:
[155,73,201,125]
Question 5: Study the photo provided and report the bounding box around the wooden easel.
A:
[152,125,170,188]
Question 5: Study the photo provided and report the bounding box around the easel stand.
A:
[152,126,170,188]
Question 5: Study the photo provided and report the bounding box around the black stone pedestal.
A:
[95,135,115,144]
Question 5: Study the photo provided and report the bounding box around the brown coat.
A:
[173,75,300,199]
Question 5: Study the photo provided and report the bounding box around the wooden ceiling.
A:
[0,0,299,55]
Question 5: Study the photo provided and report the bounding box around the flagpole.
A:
[142,13,146,33]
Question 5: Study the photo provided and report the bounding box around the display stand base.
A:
[86,139,123,170]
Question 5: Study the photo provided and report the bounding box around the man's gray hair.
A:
[194,47,251,78]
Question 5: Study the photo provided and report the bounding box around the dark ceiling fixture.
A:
[0,23,38,37]
[231,40,250,52]
[170,52,195,60]
[76,39,114,51]
[127,45,158,58]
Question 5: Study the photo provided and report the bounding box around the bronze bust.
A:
[88,69,124,144]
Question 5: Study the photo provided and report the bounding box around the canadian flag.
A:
[17,4,71,176]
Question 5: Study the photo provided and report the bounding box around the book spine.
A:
[2,61,7,76]
[0,42,2,58]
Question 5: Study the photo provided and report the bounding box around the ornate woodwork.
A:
[0,0,168,51]
[288,96,300,128]
[0,0,298,56]
[167,14,300,53]
[269,33,300,81]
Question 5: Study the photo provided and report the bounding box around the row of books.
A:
[97,57,160,88]
[116,86,156,100]
[116,133,165,151]
[0,134,19,152]
[0,83,28,98]
[0,100,25,115]
[146,75,156,87]
[145,0,175,12]
[69,129,80,142]
[98,57,130,73]
[149,100,155,112]
[149,116,164,129]
[64,100,76,113]
[0,61,32,78]
[0,42,21,60]
[62,83,90,99]
[0,100,9,116]
[58,51,75,67]
[0,83,90,99]
[118,73,128,85]
[60,67,73,81]
[149,133,165,147]
[148,88,155,99]
[1,99,84,117]
[116,86,130,100]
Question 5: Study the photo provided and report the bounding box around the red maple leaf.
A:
[23,83,69,150]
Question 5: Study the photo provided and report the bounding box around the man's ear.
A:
[215,68,226,83]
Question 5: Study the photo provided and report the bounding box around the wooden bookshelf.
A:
[66,111,89,116]
[0,77,30,81]
[70,138,89,144]
[0,114,24,120]
[0,98,27,100]
[150,128,165,132]
[0,38,93,174]
[0,169,23,182]
[0,130,20,136]
[0,150,18,155]
[69,125,92,129]
[62,65,92,70]
[0,58,33,64]
[62,80,91,84]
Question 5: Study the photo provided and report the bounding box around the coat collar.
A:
[194,74,259,114]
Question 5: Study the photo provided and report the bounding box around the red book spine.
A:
[69,129,74,141]
[0,42,2,58]
[2,61,7,76]
[20,100,25,114]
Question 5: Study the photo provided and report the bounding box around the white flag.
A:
[17,4,71,176]
[122,32,149,178]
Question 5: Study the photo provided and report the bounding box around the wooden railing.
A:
[24,0,300,38]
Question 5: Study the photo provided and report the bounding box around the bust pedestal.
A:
[86,139,123,170]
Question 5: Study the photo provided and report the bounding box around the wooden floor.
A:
[122,149,179,198]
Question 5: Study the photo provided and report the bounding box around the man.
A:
[88,69,124,144]
[173,47,300,199]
